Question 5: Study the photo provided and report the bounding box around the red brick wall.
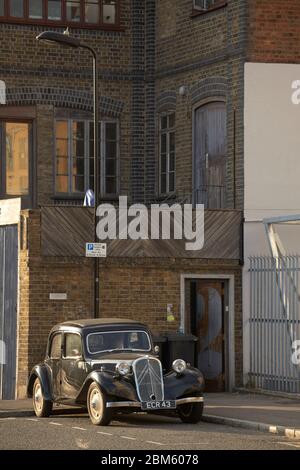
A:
[248,0,300,63]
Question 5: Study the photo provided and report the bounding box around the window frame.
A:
[192,0,227,15]
[54,117,120,199]
[0,0,121,30]
[159,112,176,196]
[48,332,63,359]
[86,330,152,355]
[63,332,83,359]
[0,118,34,208]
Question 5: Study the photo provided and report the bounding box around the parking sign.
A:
[85,243,107,258]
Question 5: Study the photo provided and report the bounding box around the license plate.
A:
[141,400,176,410]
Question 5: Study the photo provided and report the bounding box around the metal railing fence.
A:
[249,255,300,393]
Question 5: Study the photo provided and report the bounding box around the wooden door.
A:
[194,101,227,208]
[191,280,225,392]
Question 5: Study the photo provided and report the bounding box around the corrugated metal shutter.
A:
[0,225,18,399]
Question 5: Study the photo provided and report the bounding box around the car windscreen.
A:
[86,330,151,354]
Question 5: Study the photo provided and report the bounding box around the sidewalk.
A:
[0,393,300,437]
[204,392,300,438]
[0,399,33,417]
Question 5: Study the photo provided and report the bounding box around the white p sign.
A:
[0,80,6,105]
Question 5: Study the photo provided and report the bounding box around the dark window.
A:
[66,0,80,22]
[48,0,62,20]
[193,0,222,10]
[0,0,120,27]
[85,0,99,23]
[28,0,43,19]
[50,334,62,359]
[55,119,119,197]
[65,333,82,358]
[9,0,24,17]
[193,101,227,208]
[159,113,175,195]
[104,122,118,195]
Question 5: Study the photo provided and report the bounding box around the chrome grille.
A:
[133,357,164,402]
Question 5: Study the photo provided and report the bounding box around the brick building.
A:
[0,0,280,399]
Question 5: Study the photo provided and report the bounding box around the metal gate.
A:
[0,225,18,399]
[249,256,300,393]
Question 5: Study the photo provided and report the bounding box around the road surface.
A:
[0,408,299,450]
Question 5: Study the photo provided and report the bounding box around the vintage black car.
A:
[27,318,205,426]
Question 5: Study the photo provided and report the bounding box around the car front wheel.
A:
[178,401,203,424]
[87,382,113,426]
[32,377,53,418]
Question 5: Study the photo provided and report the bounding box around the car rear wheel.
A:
[32,377,53,418]
[87,382,113,426]
[178,401,203,424]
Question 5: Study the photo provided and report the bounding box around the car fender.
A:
[27,364,52,401]
[163,367,205,400]
[76,370,139,404]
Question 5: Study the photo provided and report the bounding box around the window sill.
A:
[99,195,120,202]
[191,2,228,18]
[52,194,84,201]
[156,192,177,202]
[0,18,124,32]
[51,194,120,202]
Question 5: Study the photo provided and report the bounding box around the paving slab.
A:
[204,392,300,436]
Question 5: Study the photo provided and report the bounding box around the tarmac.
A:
[0,392,300,438]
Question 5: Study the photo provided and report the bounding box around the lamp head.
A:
[36,31,81,48]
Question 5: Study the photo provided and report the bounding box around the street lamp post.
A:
[36,31,100,318]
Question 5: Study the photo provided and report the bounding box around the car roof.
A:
[51,318,148,330]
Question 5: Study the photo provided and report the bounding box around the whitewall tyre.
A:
[87,382,113,426]
[32,377,53,418]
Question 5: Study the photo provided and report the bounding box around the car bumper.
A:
[106,396,204,409]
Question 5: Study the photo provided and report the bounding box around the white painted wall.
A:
[0,198,21,226]
[243,63,300,384]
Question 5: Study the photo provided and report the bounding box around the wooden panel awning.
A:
[41,206,242,260]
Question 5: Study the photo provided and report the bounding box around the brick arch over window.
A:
[190,77,228,105]
[156,91,177,113]
[5,87,124,118]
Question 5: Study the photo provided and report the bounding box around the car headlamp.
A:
[116,361,131,376]
[172,359,187,374]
